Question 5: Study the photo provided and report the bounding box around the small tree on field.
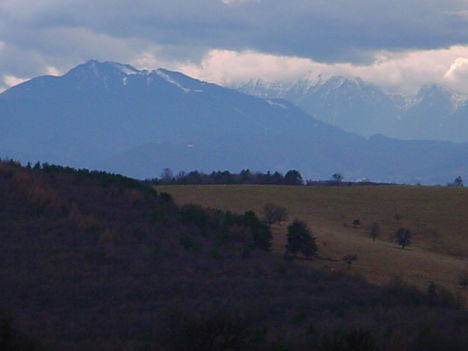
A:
[342,254,358,270]
[369,223,380,241]
[286,219,317,257]
[262,203,288,226]
[394,228,411,249]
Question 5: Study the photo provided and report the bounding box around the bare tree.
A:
[262,203,288,226]
[394,228,411,249]
[160,168,174,183]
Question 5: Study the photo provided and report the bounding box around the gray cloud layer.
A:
[1,0,468,85]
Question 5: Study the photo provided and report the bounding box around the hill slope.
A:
[158,184,468,293]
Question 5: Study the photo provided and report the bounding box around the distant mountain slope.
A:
[236,77,400,137]
[0,60,467,184]
[402,85,468,141]
[0,60,347,165]
[235,78,468,142]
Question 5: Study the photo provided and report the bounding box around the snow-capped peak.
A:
[319,76,365,91]
[68,60,140,80]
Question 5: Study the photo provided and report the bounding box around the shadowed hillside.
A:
[1,161,467,350]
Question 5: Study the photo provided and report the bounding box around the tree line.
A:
[148,168,394,186]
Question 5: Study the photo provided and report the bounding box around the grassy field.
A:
[158,184,468,296]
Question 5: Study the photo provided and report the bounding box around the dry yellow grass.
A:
[158,185,468,297]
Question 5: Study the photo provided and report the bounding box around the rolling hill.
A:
[158,184,468,294]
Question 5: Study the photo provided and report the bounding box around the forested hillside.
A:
[0,160,467,351]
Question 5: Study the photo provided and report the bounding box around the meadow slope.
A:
[158,185,468,294]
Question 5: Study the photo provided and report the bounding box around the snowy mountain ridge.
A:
[232,76,468,142]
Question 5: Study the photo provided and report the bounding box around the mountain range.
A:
[234,77,468,142]
[0,60,467,184]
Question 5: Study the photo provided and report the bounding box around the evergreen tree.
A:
[284,170,303,185]
[286,219,317,257]
[243,211,272,251]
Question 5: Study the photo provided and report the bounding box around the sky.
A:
[1,0,468,94]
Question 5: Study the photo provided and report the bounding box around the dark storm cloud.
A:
[0,0,467,80]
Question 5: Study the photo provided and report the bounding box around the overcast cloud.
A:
[1,0,468,93]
